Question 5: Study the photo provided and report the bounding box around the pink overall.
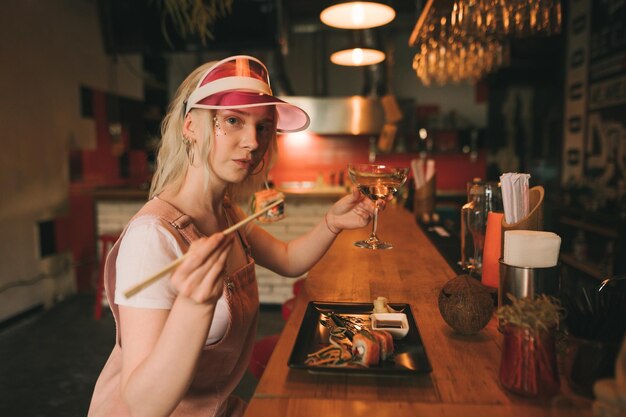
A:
[88,197,259,417]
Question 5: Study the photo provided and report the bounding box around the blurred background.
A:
[0,0,623,333]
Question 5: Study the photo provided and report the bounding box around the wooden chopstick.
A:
[123,199,284,298]
[222,198,283,235]
[123,255,188,298]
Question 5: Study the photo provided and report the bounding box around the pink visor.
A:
[185,55,310,133]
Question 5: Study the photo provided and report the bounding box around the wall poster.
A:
[562,0,590,184]
[564,0,626,203]
[585,0,626,195]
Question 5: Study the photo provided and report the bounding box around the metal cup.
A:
[498,259,560,308]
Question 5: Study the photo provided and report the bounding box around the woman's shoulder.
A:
[132,196,190,226]
[122,215,184,248]
[127,213,172,230]
[115,216,181,309]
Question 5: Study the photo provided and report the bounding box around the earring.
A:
[251,158,265,175]
[183,135,195,166]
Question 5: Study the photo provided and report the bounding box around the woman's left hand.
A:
[325,188,383,233]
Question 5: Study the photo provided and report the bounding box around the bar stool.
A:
[292,278,305,297]
[94,233,120,320]
[281,279,305,322]
[248,334,280,379]
[281,297,295,321]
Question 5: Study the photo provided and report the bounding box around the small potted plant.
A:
[496,294,564,398]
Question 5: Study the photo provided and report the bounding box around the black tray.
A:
[288,301,432,375]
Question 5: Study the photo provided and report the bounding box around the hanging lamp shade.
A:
[330,47,385,66]
[320,1,396,29]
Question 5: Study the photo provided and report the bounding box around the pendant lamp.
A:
[330,47,385,66]
[321,1,396,29]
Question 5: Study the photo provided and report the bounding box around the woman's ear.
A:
[183,113,195,139]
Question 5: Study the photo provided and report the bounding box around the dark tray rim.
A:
[287,301,432,375]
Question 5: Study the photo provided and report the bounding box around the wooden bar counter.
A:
[244,205,592,417]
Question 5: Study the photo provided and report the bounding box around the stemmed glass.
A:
[348,164,409,250]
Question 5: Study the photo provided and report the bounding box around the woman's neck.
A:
[159,170,228,233]
[158,170,249,272]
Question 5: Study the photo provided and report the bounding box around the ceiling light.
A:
[330,47,385,66]
[321,1,396,29]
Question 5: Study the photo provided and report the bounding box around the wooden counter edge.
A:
[245,397,586,417]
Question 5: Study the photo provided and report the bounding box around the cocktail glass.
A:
[348,164,409,250]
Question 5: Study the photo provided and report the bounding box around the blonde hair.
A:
[149,61,279,203]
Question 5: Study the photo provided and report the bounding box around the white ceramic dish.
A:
[370,313,409,339]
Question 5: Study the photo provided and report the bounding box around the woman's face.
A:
[209,106,276,184]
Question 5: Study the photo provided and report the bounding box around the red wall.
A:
[270,132,486,191]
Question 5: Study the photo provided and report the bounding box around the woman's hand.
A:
[170,233,234,305]
[325,188,383,233]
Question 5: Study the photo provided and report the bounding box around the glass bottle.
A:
[460,178,481,270]
[463,181,503,276]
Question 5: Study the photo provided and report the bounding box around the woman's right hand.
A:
[170,233,233,305]
[325,188,378,233]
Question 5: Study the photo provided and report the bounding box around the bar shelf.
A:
[559,253,606,281]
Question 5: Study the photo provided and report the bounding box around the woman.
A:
[88,55,377,417]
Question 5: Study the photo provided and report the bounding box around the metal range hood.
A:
[280,96,385,135]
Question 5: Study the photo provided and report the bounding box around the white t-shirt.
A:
[114,216,229,345]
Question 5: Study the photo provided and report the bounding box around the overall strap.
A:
[222,197,252,259]
[145,197,204,243]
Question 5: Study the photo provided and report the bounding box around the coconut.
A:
[438,274,494,335]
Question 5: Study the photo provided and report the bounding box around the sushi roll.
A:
[352,330,380,366]
[252,189,285,223]
[371,330,394,361]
